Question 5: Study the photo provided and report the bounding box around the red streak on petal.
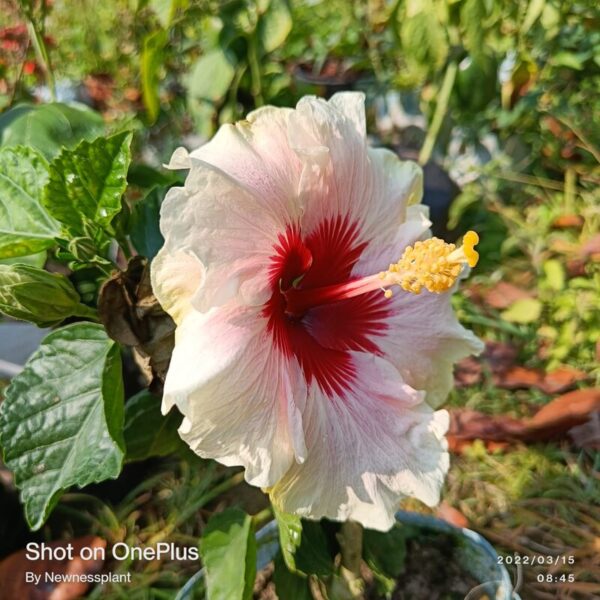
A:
[263,216,390,396]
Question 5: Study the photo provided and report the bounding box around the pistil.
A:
[283,231,479,317]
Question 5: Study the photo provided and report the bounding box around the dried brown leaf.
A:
[436,502,469,529]
[551,214,584,229]
[454,356,482,387]
[448,389,600,452]
[483,282,534,310]
[482,340,519,374]
[527,388,600,436]
[493,364,585,394]
[493,365,544,389]
[98,256,175,391]
[537,366,587,394]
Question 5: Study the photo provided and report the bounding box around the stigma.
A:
[282,231,480,316]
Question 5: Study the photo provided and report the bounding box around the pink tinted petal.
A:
[269,353,449,531]
[164,305,306,487]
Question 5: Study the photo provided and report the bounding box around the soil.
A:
[253,531,481,600]
[386,533,480,600]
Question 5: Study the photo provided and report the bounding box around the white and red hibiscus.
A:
[151,92,483,531]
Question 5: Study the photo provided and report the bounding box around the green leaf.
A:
[128,163,182,189]
[521,0,545,34]
[141,30,168,124]
[551,51,586,70]
[543,259,565,291]
[43,132,133,236]
[275,509,335,577]
[401,0,448,71]
[0,103,105,160]
[0,146,59,259]
[363,526,407,597]
[0,251,47,268]
[149,0,189,27]
[500,298,542,324]
[129,187,165,259]
[124,390,183,461]
[200,508,257,600]
[460,0,487,59]
[259,0,292,53]
[0,264,96,327]
[0,323,125,530]
[272,551,312,600]
[187,49,236,103]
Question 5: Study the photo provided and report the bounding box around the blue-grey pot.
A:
[177,511,519,600]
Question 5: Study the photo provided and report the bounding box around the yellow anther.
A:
[382,231,480,295]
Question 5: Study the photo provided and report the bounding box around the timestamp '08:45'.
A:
[497,554,576,566]
[537,574,576,583]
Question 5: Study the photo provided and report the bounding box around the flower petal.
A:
[380,291,484,408]
[353,203,432,277]
[158,163,296,312]
[269,353,449,531]
[151,247,204,324]
[190,106,302,208]
[164,305,306,486]
[290,93,423,249]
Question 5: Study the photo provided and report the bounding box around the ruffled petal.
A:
[190,106,302,211]
[289,93,370,231]
[379,291,484,408]
[150,247,204,324]
[269,353,449,531]
[291,93,423,251]
[164,305,306,487]
[158,163,296,312]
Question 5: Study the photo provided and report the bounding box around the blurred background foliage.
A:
[1,0,599,598]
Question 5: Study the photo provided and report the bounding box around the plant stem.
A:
[338,520,364,599]
[247,32,265,107]
[25,18,56,101]
[252,507,273,529]
[418,59,458,166]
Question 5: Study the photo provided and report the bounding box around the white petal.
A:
[150,248,204,324]
[269,353,449,531]
[164,306,306,487]
[290,94,423,251]
[190,106,302,211]
[158,163,291,312]
[289,93,369,230]
[379,291,485,408]
[353,203,431,277]
[166,146,192,170]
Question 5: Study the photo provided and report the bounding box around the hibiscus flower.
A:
[151,92,483,531]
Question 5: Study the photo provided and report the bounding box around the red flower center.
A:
[263,216,390,396]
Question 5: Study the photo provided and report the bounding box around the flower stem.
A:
[418,59,457,166]
[337,520,365,599]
